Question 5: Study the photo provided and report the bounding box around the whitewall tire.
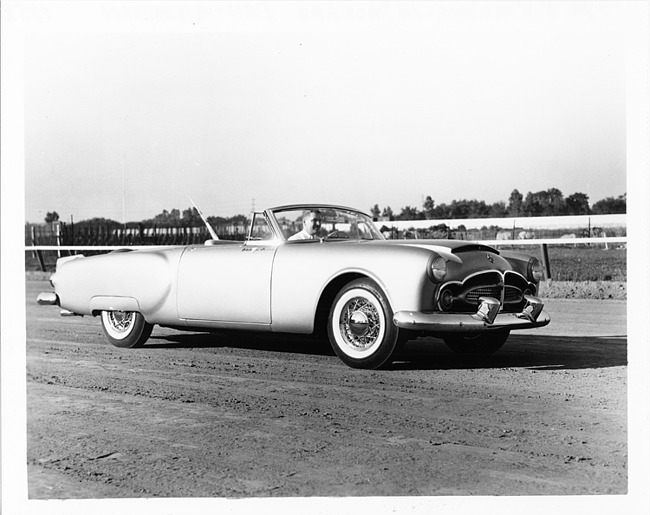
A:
[100,310,153,348]
[327,279,400,369]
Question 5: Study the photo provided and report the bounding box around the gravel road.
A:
[23,280,627,500]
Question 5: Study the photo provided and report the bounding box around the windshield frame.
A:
[267,205,385,243]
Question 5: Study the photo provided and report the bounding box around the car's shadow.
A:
[392,334,627,371]
[146,331,627,371]
[147,330,335,356]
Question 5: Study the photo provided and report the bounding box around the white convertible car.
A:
[38,204,550,369]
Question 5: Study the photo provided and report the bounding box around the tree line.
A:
[370,189,626,221]
[41,206,249,231]
[41,189,626,228]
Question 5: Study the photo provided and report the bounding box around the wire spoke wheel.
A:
[328,279,399,369]
[104,311,135,336]
[100,310,153,348]
[340,297,382,351]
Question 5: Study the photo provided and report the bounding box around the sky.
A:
[18,2,630,224]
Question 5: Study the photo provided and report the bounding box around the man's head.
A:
[303,210,322,236]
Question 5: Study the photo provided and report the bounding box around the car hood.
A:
[364,239,500,264]
[377,239,497,250]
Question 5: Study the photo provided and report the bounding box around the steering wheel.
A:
[324,230,350,241]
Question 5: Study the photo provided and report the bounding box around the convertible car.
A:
[37,204,550,369]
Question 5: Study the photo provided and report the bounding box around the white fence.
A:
[466,237,627,247]
[26,214,627,252]
[376,213,626,232]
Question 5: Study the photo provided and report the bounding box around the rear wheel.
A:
[444,330,510,355]
[327,279,399,369]
[100,310,153,348]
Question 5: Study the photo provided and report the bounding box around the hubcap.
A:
[349,311,369,336]
[108,311,134,333]
[340,298,381,350]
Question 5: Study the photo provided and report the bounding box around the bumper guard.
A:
[394,295,550,332]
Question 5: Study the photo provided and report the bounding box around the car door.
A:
[176,214,278,324]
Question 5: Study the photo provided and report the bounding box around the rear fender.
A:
[52,248,181,319]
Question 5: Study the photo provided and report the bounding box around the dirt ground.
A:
[20,280,629,504]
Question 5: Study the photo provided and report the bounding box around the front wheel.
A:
[444,330,510,356]
[100,310,153,348]
[327,279,399,369]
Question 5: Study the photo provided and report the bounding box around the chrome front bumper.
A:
[393,295,550,333]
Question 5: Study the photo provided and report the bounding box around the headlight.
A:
[428,255,447,283]
[528,258,544,283]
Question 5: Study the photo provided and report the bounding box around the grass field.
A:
[526,246,626,282]
[498,245,627,300]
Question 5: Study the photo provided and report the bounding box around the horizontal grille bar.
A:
[504,287,523,303]
[466,287,501,303]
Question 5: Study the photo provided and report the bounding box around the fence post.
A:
[60,221,71,256]
[55,222,62,258]
[540,243,551,280]
[31,225,46,272]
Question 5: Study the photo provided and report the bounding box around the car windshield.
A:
[272,207,385,242]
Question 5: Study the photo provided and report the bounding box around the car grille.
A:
[466,286,501,303]
[504,286,523,303]
[438,270,533,313]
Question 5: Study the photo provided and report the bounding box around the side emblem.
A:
[486,254,494,263]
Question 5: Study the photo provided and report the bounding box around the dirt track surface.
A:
[24,280,627,499]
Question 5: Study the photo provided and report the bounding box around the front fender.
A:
[270,243,436,333]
